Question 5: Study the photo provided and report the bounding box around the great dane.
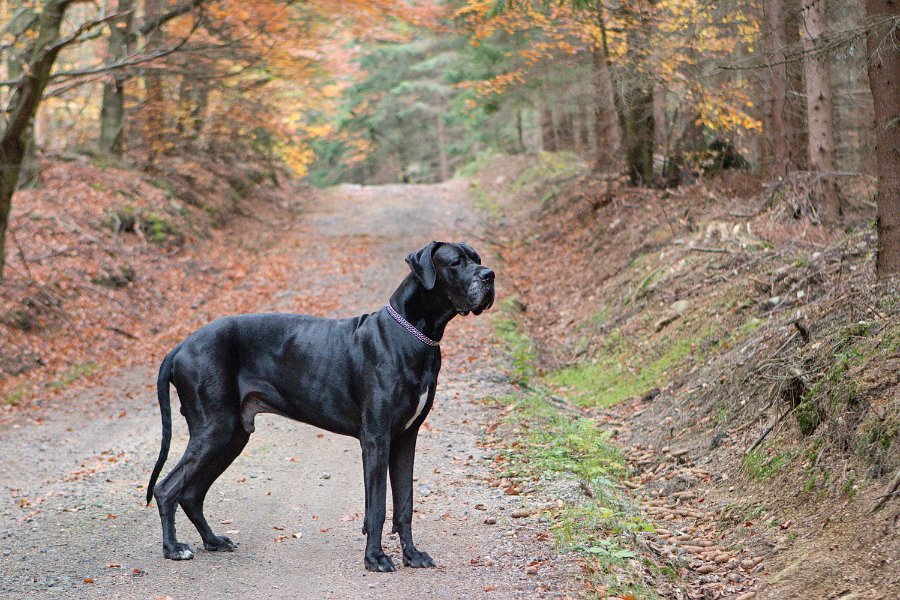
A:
[147,241,495,572]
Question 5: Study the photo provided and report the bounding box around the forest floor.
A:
[1,154,898,599]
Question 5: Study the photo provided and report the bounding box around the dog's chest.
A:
[404,388,430,430]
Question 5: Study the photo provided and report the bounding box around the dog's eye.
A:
[449,258,461,267]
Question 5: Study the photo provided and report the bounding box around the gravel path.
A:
[0,181,576,599]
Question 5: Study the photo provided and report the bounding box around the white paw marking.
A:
[179,549,194,560]
[405,389,429,430]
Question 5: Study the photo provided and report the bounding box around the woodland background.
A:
[0,0,898,280]
[0,1,898,596]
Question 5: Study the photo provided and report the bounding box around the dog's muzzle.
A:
[464,270,495,316]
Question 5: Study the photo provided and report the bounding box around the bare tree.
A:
[99,0,136,158]
[866,0,900,276]
[801,0,841,222]
[0,0,204,279]
[1,0,84,280]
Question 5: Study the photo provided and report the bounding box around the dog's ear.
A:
[406,241,442,290]
[458,242,481,265]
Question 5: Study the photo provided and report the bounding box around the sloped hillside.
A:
[474,153,898,598]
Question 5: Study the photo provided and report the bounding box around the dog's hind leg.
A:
[154,444,200,560]
[179,425,250,552]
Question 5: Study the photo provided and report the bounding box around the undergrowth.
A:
[549,323,715,407]
[490,307,665,597]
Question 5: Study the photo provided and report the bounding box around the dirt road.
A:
[0,181,575,599]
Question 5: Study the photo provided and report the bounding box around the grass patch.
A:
[743,448,794,480]
[491,393,659,597]
[4,386,26,406]
[454,151,499,178]
[511,151,584,192]
[492,297,535,386]
[488,302,670,596]
[548,326,712,407]
[52,362,99,391]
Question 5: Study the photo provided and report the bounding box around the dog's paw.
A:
[364,550,396,573]
[163,542,195,561]
[403,548,435,568]
[203,535,236,552]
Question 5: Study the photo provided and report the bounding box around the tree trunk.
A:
[558,111,575,150]
[764,0,806,174]
[99,0,135,158]
[5,2,39,187]
[866,0,900,276]
[652,83,667,157]
[0,0,76,280]
[176,77,209,141]
[516,108,525,153]
[541,106,557,152]
[625,87,655,185]
[143,0,166,166]
[590,10,622,172]
[435,113,450,182]
[801,0,840,222]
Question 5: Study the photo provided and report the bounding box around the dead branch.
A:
[872,470,900,513]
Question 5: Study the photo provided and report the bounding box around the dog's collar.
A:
[386,305,439,347]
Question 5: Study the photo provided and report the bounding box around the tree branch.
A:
[138,0,204,36]
[0,8,204,88]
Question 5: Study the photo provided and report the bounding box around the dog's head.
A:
[406,241,495,316]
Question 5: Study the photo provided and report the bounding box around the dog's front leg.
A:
[361,431,395,572]
[390,429,435,567]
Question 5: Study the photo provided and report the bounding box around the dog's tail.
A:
[146,344,181,505]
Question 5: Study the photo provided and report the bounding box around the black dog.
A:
[147,241,494,572]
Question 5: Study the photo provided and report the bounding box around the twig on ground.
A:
[690,247,730,254]
[746,411,789,455]
[872,470,900,514]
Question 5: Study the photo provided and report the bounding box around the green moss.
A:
[744,448,794,480]
[4,387,26,406]
[795,399,821,436]
[52,362,99,391]
[548,327,710,407]
[143,212,183,245]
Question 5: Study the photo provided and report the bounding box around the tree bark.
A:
[99,0,135,158]
[176,76,208,141]
[866,0,900,276]
[652,83,667,157]
[142,0,166,166]
[801,0,841,222]
[590,7,622,172]
[558,111,575,150]
[516,108,525,153]
[0,0,77,280]
[625,86,655,185]
[764,0,806,174]
[6,1,40,186]
[540,106,557,152]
